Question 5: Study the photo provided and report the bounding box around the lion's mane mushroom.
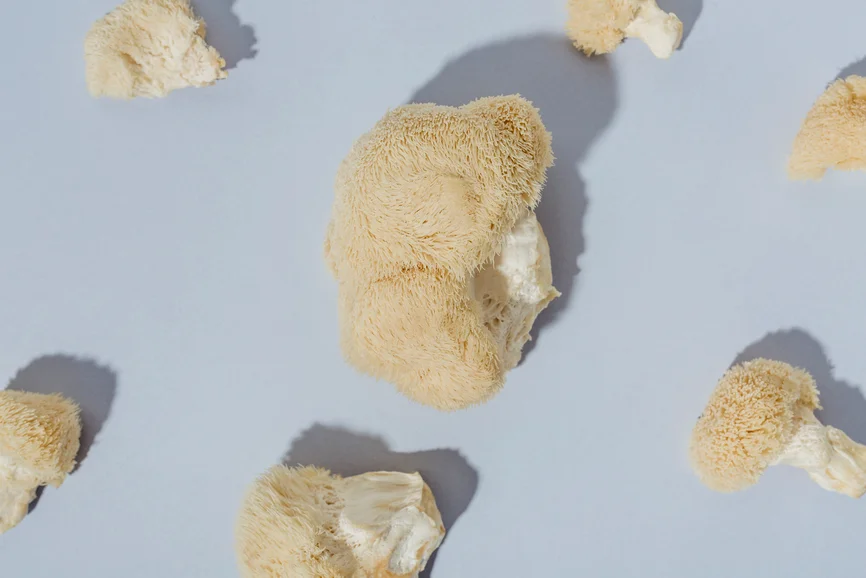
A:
[789,75,866,180]
[236,466,445,578]
[84,0,227,99]
[690,358,866,498]
[566,0,683,58]
[324,95,559,411]
[0,391,81,533]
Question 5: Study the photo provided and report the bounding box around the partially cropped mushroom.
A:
[788,75,866,180]
[690,358,866,498]
[566,0,683,58]
[84,0,227,99]
[325,95,559,410]
[236,466,445,578]
[0,391,81,533]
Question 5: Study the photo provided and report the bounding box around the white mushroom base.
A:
[0,456,40,534]
[773,408,866,498]
[471,212,560,370]
[338,471,445,577]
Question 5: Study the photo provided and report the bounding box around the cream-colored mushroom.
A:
[324,95,557,411]
[788,75,866,180]
[236,465,445,577]
[0,391,81,533]
[690,358,866,498]
[567,0,683,59]
[84,0,227,99]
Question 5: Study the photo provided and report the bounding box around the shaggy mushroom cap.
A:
[84,0,227,99]
[689,359,820,492]
[324,95,559,411]
[567,0,683,58]
[0,391,81,533]
[235,466,445,578]
[788,75,866,180]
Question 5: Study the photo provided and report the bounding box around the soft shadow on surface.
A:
[7,355,117,471]
[732,329,866,444]
[837,57,866,80]
[27,487,45,515]
[191,0,257,69]
[283,424,479,578]
[409,34,618,358]
[663,0,703,47]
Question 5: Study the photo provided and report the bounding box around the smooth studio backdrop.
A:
[2,0,866,575]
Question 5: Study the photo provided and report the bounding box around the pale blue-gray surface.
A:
[1,0,865,575]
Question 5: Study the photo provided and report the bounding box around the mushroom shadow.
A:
[837,56,866,80]
[191,0,257,69]
[663,0,703,48]
[7,355,117,472]
[732,329,866,444]
[409,34,618,359]
[282,424,479,578]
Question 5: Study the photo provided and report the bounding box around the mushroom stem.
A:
[808,427,866,498]
[0,479,36,534]
[774,412,866,498]
[623,0,683,59]
[339,472,445,577]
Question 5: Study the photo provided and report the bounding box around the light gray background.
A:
[1,0,866,575]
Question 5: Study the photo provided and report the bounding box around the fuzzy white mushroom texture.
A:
[84,0,228,99]
[0,391,81,534]
[471,211,560,370]
[773,405,866,498]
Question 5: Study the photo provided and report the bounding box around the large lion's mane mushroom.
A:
[325,95,560,411]
[0,391,81,533]
[235,466,445,578]
[690,359,866,498]
[566,0,683,59]
[788,75,866,180]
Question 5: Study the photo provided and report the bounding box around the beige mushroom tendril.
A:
[236,466,445,578]
[0,391,81,533]
[566,0,683,59]
[690,359,866,498]
[788,75,866,180]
